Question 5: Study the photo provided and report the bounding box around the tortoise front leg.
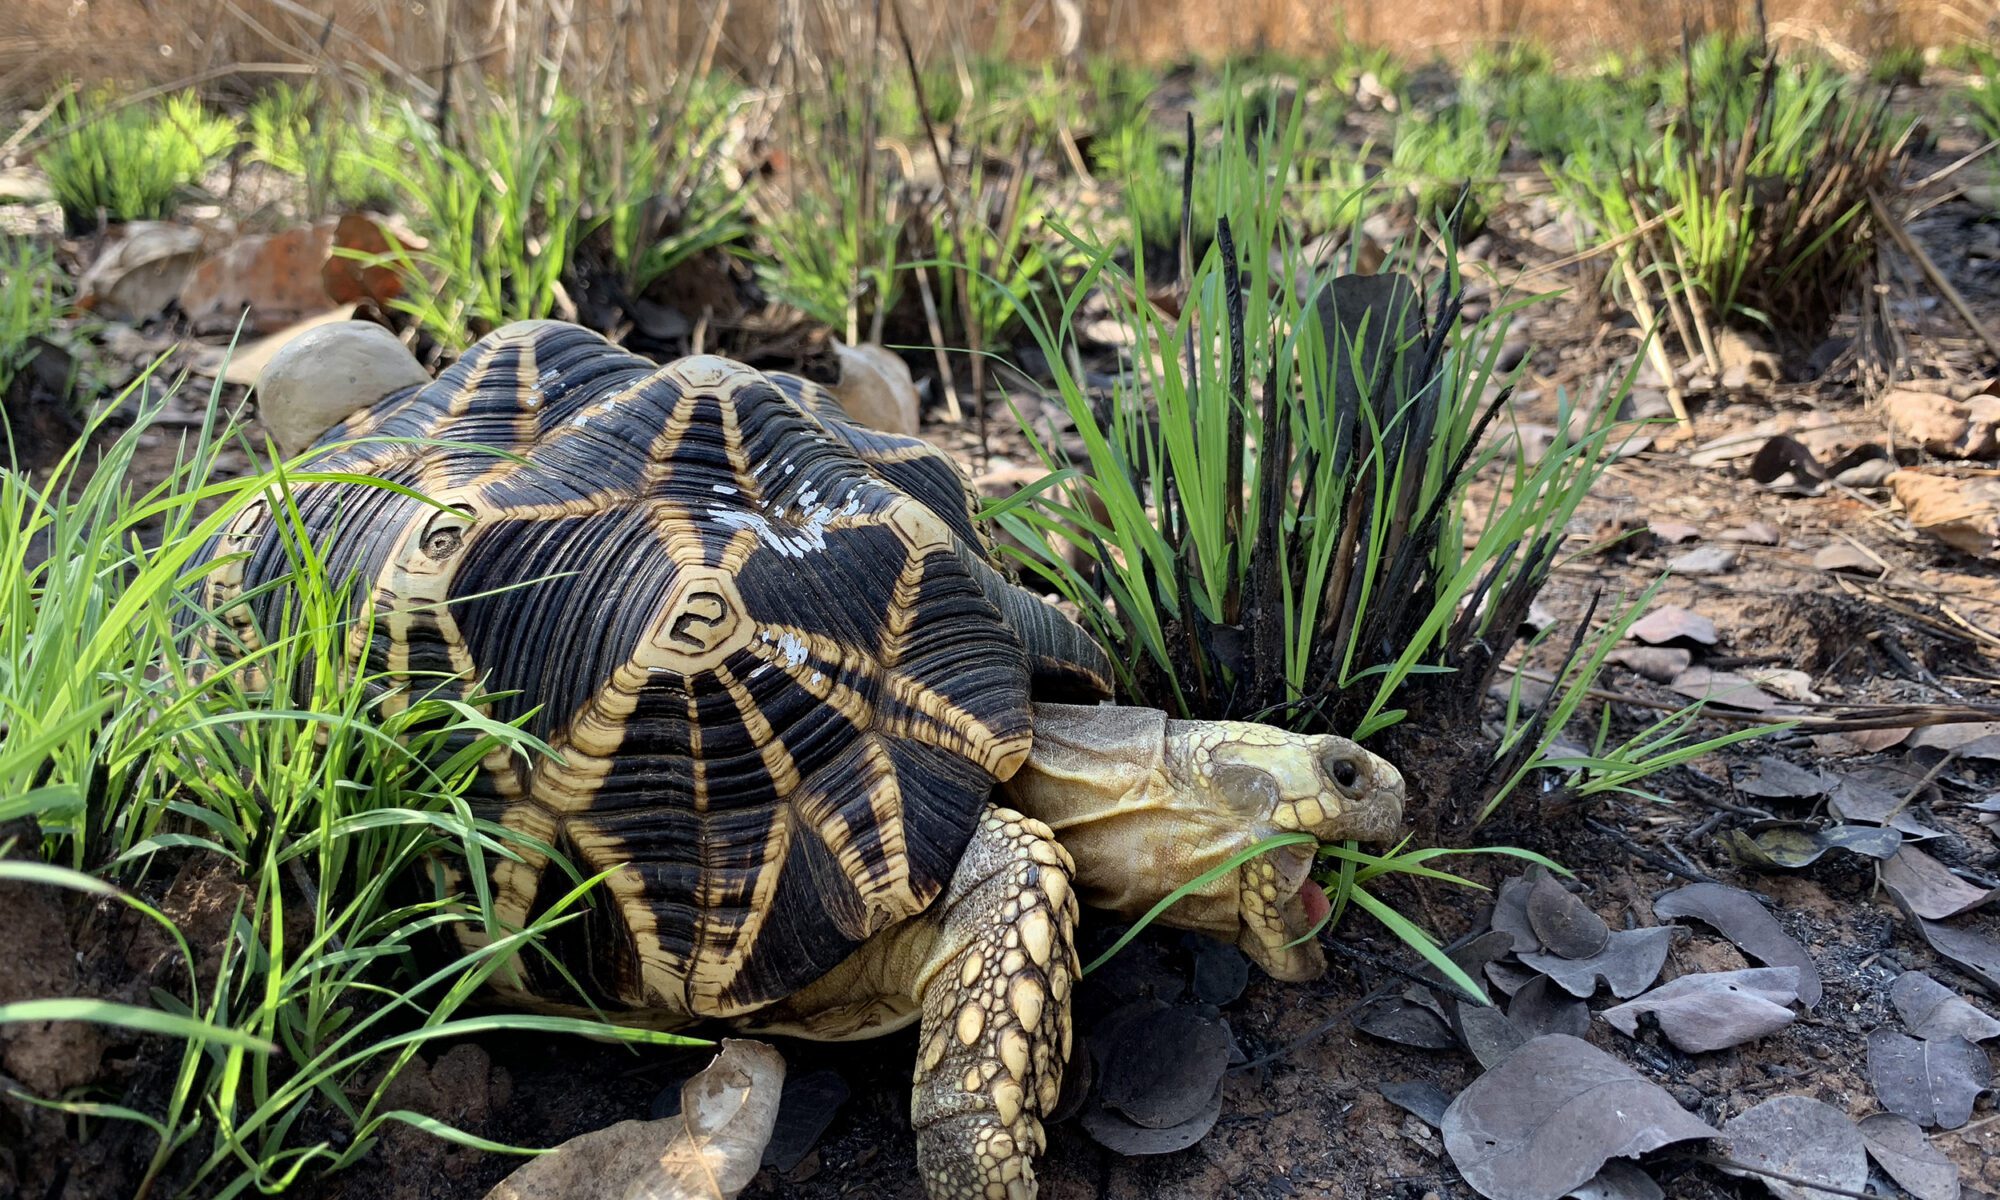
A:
[911,804,1079,1200]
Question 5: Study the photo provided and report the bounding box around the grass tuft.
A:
[39,90,237,231]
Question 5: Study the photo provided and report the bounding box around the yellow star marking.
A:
[689,793,790,1016]
[742,621,1024,777]
[786,734,916,925]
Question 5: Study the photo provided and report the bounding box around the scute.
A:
[195,322,1046,1018]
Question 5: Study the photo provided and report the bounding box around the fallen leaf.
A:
[1628,606,1718,647]
[1096,1005,1236,1129]
[1491,873,1541,955]
[484,1039,782,1200]
[1606,647,1692,683]
[1565,1161,1663,1200]
[1909,917,2000,994]
[1857,1112,1961,1200]
[1507,975,1591,1040]
[1735,757,1833,801]
[1891,971,2000,1043]
[1888,470,2000,558]
[1599,968,1799,1052]
[191,304,360,385]
[76,221,209,322]
[1454,1002,1530,1069]
[830,343,921,436]
[1748,435,1829,495]
[1078,1081,1222,1155]
[1884,388,2000,459]
[1356,995,1458,1049]
[1828,774,1946,840]
[1440,1034,1716,1200]
[1880,846,2000,920]
[324,212,409,309]
[1721,824,1903,870]
[1866,1028,1990,1129]
[1669,667,1780,712]
[1648,520,1701,544]
[1813,542,1885,576]
[1487,960,1539,998]
[1652,884,1822,1007]
[1746,669,1820,704]
[1716,1095,1867,1200]
[179,220,342,334]
[759,1069,848,1173]
[1719,521,1782,545]
[1519,927,1673,999]
[1909,722,2000,754]
[1187,936,1249,1006]
[1380,1079,1455,1129]
[1527,876,1610,960]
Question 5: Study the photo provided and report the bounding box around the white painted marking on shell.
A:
[777,632,808,667]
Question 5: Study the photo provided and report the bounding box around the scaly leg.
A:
[910,804,1079,1200]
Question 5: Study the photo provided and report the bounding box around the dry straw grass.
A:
[0,0,1982,108]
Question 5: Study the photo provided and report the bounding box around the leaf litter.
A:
[1599,967,1800,1053]
[1857,1112,1962,1200]
[1890,971,2000,1043]
[1440,1034,1716,1200]
[1866,1028,1991,1129]
[1652,883,1822,1007]
[1715,1095,1868,1200]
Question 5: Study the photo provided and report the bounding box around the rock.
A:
[830,343,921,437]
[1667,545,1739,575]
[254,321,430,458]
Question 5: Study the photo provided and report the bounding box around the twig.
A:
[910,265,965,422]
[1583,817,1717,884]
[1870,190,2000,364]
[1507,204,1687,287]
[1906,135,2000,191]
[1501,662,2000,732]
[1692,1155,1875,1199]
[1616,257,1692,429]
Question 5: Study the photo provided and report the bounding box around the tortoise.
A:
[197,319,1407,1200]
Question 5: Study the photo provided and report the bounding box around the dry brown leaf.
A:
[1883,389,1999,459]
[1888,471,2000,558]
[76,221,209,321]
[482,1040,783,1200]
[324,212,412,310]
[179,220,341,335]
[1628,606,1718,647]
[192,305,359,385]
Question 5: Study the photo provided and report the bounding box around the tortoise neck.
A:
[998,703,1240,938]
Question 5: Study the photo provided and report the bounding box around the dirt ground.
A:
[7,83,2000,1200]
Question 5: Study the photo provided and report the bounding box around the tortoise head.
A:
[1003,704,1407,985]
[255,319,432,458]
[1173,721,1406,981]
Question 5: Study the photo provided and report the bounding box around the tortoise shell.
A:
[196,321,1108,1017]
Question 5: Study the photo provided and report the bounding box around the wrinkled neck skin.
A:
[999,702,1405,982]
[1002,705,1238,928]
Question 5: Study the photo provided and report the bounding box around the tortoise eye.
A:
[1325,752,1362,793]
